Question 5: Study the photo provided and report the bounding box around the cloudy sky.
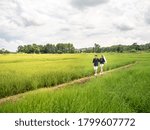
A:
[0,0,150,51]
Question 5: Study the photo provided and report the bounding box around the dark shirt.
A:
[93,58,99,66]
[99,58,105,64]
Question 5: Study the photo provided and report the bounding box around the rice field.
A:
[0,53,135,98]
[0,53,150,113]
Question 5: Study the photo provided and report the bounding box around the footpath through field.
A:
[0,62,137,105]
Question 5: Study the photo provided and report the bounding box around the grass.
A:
[0,53,135,98]
[0,53,149,113]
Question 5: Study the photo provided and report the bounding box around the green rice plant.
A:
[0,53,149,113]
[0,53,136,98]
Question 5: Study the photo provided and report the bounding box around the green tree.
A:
[131,43,140,51]
[94,43,101,53]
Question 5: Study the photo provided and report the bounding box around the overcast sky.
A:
[0,0,150,51]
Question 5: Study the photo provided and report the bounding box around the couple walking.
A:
[93,55,107,76]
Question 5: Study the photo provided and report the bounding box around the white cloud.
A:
[0,0,150,51]
[0,38,24,51]
[70,0,110,9]
[145,7,150,25]
[113,16,135,31]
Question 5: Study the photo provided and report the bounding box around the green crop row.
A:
[0,53,149,112]
[0,53,136,98]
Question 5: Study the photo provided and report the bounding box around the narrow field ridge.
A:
[0,62,137,105]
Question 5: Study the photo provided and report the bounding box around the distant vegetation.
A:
[80,43,150,53]
[0,48,10,54]
[17,43,75,54]
[17,42,150,54]
[1,42,150,54]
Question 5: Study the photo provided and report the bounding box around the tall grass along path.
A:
[0,62,137,105]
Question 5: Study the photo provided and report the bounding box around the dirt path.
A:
[0,62,137,105]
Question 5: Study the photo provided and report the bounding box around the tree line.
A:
[17,43,75,54]
[79,43,150,53]
[0,48,10,54]
[0,42,150,54]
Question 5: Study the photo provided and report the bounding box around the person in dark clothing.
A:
[93,55,99,76]
[99,55,106,74]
